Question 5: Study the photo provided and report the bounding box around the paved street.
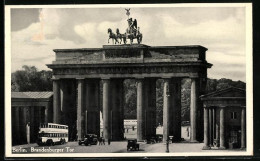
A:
[12,141,245,154]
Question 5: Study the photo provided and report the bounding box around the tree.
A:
[11,65,53,92]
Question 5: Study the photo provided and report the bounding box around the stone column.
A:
[213,108,215,142]
[216,124,219,145]
[241,107,246,149]
[119,80,125,140]
[102,79,111,141]
[137,79,145,141]
[198,78,207,142]
[85,110,88,135]
[38,107,42,124]
[163,78,170,142]
[77,78,84,140]
[203,106,210,149]
[14,107,20,144]
[209,108,212,146]
[190,78,199,142]
[44,103,49,123]
[53,79,61,124]
[219,107,225,149]
[21,107,27,144]
[30,107,35,143]
[60,80,70,123]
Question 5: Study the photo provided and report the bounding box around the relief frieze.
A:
[104,49,141,59]
[53,65,205,76]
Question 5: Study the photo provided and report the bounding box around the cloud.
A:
[10,7,247,82]
[11,8,40,31]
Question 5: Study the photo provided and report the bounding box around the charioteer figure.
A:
[128,18,138,36]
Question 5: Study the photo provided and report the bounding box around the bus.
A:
[37,123,69,146]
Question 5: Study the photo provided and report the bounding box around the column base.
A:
[202,146,211,150]
[190,140,199,143]
[219,146,226,150]
[240,147,246,150]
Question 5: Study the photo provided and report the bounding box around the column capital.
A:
[190,76,199,79]
[101,78,110,84]
[135,77,144,80]
[219,106,226,109]
[135,78,144,87]
[77,78,85,84]
[136,77,144,82]
[52,78,60,81]
[162,78,171,83]
[101,77,110,80]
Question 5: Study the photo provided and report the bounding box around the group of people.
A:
[98,137,111,145]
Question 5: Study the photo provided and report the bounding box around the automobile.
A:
[78,134,98,146]
[145,136,157,144]
[127,139,139,151]
[78,137,90,146]
[156,134,163,142]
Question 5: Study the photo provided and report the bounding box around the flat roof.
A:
[12,92,53,99]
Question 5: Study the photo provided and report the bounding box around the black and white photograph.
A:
[5,3,253,157]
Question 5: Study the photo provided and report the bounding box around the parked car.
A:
[127,139,139,151]
[78,137,90,146]
[145,136,157,144]
[156,134,163,142]
[78,134,98,146]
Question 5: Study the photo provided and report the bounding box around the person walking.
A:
[98,137,102,145]
[108,138,111,145]
[102,138,105,145]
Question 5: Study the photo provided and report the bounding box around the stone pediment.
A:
[200,87,245,99]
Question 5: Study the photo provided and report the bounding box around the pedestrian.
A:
[108,138,111,145]
[186,127,189,137]
[98,137,102,145]
[102,138,105,145]
[166,137,170,153]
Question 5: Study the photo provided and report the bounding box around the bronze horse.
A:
[116,28,142,44]
[107,28,119,44]
[116,28,127,44]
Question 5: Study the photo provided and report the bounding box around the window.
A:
[231,112,237,119]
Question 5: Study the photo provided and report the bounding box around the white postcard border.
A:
[5,3,253,157]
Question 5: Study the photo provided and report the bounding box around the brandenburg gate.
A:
[47,44,212,142]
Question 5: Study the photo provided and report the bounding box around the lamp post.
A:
[166,138,169,153]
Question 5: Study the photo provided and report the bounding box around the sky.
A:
[10,6,247,81]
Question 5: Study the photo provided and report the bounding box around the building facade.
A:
[47,44,212,142]
[201,87,246,149]
[11,92,53,145]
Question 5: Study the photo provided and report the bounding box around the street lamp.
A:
[166,138,169,153]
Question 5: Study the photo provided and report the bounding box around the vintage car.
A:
[78,134,98,146]
[156,134,163,142]
[127,139,139,151]
[145,136,157,144]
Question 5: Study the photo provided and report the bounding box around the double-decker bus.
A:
[37,123,69,146]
